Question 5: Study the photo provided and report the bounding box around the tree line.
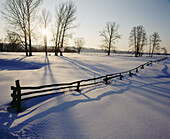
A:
[100,23,167,57]
[128,25,166,57]
[0,0,167,57]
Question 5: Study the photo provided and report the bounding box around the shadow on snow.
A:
[0,57,170,137]
[0,57,48,71]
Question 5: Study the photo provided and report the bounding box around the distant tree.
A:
[74,37,85,54]
[161,47,167,56]
[5,30,22,51]
[0,39,4,51]
[2,0,42,56]
[40,8,52,56]
[100,22,121,56]
[149,35,152,57]
[55,1,77,56]
[150,32,161,57]
[129,25,147,57]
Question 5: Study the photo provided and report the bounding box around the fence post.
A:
[11,87,17,107]
[136,68,138,73]
[129,71,132,77]
[141,65,144,69]
[76,82,80,92]
[105,76,108,84]
[150,61,152,66]
[16,80,22,113]
[120,73,122,80]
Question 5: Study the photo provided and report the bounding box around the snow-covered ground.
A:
[0,52,170,138]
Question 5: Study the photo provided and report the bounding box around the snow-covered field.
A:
[0,52,170,138]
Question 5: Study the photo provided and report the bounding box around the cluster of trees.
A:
[4,30,23,52]
[100,23,166,57]
[129,25,164,57]
[2,0,42,56]
[1,0,81,56]
[54,1,77,56]
[1,0,167,57]
[129,26,147,57]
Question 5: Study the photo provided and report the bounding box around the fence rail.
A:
[11,57,168,112]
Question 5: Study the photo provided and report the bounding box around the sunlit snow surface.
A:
[0,52,170,138]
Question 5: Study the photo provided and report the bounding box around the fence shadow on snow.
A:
[10,57,168,112]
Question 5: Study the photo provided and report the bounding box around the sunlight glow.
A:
[42,29,47,35]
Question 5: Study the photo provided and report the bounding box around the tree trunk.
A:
[136,45,139,57]
[60,28,66,56]
[55,23,60,56]
[44,35,47,56]
[24,31,28,56]
[28,24,32,56]
[108,49,110,56]
[25,39,28,56]
[78,48,80,54]
[44,24,47,56]
[108,29,112,56]
[108,40,111,56]
[28,30,32,56]
[151,44,155,57]
[60,49,63,56]
[27,3,32,56]
[149,35,151,57]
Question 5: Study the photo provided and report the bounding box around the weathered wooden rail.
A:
[11,57,168,112]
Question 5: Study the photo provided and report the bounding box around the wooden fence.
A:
[11,57,167,112]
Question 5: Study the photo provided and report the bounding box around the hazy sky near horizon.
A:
[0,0,170,52]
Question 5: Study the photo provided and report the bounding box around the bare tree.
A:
[150,32,161,57]
[60,1,77,56]
[100,22,120,56]
[40,8,52,56]
[129,25,147,57]
[55,1,77,56]
[74,37,85,54]
[2,0,28,56]
[25,0,42,56]
[55,3,66,56]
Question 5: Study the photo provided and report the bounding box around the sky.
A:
[0,0,170,52]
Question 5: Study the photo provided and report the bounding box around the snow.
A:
[0,52,170,138]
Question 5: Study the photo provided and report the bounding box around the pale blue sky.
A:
[0,0,170,52]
